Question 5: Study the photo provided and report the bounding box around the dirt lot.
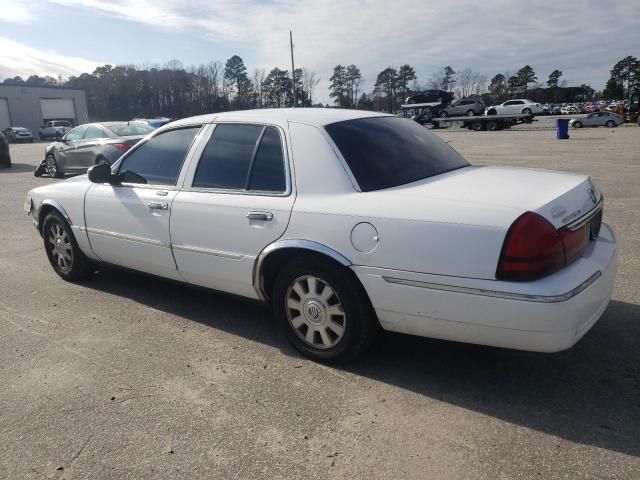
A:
[1,126,639,479]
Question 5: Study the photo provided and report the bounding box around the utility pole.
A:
[290,30,297,107]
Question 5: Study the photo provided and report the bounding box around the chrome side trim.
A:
[171,244,243,260]
[382,271,602,303]
[40,199,72,225]
[86,227,164,247]
[253,239,352,301]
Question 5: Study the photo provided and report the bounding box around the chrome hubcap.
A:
[48,223,73,271]
[286,275,346,349]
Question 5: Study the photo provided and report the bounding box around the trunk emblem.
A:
[551,206,567,219]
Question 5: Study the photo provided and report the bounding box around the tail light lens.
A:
[114,143,132,153]
[497,212,592,281]
[496,212,565,281]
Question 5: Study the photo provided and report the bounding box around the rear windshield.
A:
[325,116,469,191]
[107,123,154,137]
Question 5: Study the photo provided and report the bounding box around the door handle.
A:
[146,201,168,210]
[246,211,273,221]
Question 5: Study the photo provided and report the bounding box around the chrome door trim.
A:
[86,227,165,247]
[171,244,244,260]
[382,271,602,303]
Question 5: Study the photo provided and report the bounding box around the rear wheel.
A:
[439,111,448,118]
[605,120,615,128]
[472,121,485,131]
[96,156,110,166]
[486,120,499,131]
[45,153,63,178]
[273,257,378,363]
[523,108,532,115]
[42,212,95,281]
[465,109,475,116]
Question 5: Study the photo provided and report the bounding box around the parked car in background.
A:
[25,109,617,362]
[41,121,154,178]
[38,120,73,140]
[570,111,624,128]
[485,99,542,116]
[438,98,485,117]
[131,117,173,129]
[2,126,34,143]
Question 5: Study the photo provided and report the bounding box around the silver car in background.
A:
[569,111,624,128]
[42,122,154,178]
[438,98,486,117]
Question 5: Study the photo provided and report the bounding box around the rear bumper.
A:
[353,224,618,352]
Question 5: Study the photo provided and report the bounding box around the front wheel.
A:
[42,212,95,281]
[465,110,475,116]
[439,111,448,118]
[45,153,63,178]
[573,121,582,128]
[605,120,615,128]
[487,109,497,116]
[272,257,378,363]
[523,108,532,115]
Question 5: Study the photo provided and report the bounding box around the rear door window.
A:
[192,124,287,193]
[117,127,200,185]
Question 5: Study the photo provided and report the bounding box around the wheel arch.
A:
[37,199,72,234]
[253,240,353,302]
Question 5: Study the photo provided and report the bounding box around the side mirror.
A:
[88,163,115,184]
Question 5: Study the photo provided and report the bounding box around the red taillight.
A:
[497,212,591,281]
[114,143,132,153]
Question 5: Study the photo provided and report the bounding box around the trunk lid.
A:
[385,165,601,229]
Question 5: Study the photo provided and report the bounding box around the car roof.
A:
[164,108,393,130]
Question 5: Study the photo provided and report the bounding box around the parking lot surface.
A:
[1,127,639,479]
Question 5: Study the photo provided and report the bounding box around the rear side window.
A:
[193,124,287,193]
[118,127,200,185]
[325,116,469,191]
[248,127,286,192]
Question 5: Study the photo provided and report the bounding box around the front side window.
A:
[64,126,87,141]
[192,124,287,193]
[117,127,200,185]
[325,116,469,192]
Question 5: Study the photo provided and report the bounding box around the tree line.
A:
[2,54,637,120]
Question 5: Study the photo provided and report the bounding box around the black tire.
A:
[605,120,615,128]
[39,134,44,141]
[42,211,95,281]
[45,153,64,178]
[439,111,448,118]
[487,109,497,115]
[272,256,378,363]
[523,108,532,115]
[573,121,582,128]
[486,120,499,131]
[465,109,475,116]
[95,156,110,166]
[472,121,485,131]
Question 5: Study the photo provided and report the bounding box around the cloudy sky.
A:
[1,0,638,102]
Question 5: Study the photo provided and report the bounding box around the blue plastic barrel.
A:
[556,119,570,139]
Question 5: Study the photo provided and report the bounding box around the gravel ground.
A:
[1,126,639,479]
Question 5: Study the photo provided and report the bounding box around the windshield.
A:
[324,116,469,191]
[107,123,154,137]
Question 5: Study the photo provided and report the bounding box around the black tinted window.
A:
[118,127,199,185]
[325,117,469,191]
[248,127,286,192]
[193,124,263,189]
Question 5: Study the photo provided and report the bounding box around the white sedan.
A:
[25,109,617,362]
[485,99,543,116]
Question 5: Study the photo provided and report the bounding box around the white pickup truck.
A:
[38,120,73,140]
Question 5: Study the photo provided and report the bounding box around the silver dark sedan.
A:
[569,112,624,128]
[42,122,154,178]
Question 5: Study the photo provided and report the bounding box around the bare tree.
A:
[302,68,320,106]
[457,68,488,97]
[253,68,266,108]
